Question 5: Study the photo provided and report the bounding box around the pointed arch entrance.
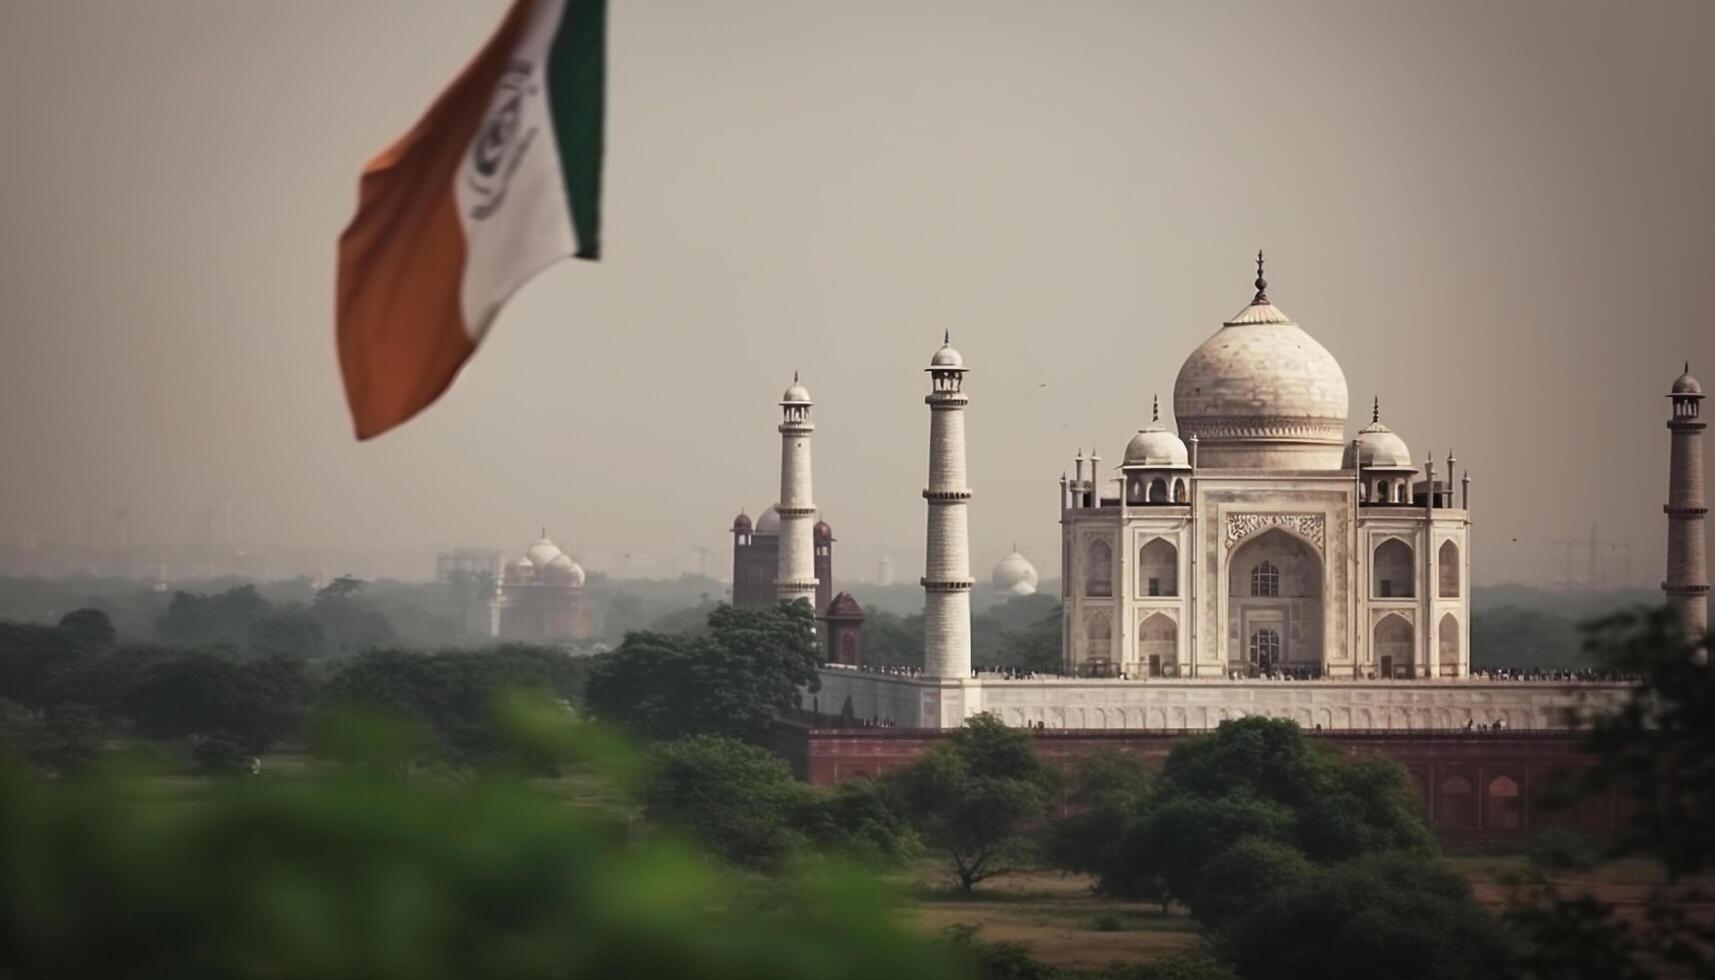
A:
[1227,528,1323,674]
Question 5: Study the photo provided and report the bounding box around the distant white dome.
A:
[525,536,564,568]
[992,550,1039,596]
[510,556,536,581]
[544,553,586,587]
[754,504,781,535]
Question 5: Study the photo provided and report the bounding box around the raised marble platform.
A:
[805,667,1633,732]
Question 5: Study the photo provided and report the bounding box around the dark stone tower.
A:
[824,592,865,666]
[814,520,835,615]
[731,509,779,609]
[1664,364,1708,639]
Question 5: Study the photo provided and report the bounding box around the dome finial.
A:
[1152,394,1160,422]
[540,525,546,538]
[1372,396,1380,424]
[1251,249,1269,305]
[793,370,799,383]
[944,329,951,345]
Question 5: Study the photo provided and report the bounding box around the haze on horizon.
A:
[2,0,1711,587]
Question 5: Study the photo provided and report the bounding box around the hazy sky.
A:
[3,0,1711,585]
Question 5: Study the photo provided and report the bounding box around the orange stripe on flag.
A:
[336,0,537,440]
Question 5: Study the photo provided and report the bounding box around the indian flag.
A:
[337,0,604,440]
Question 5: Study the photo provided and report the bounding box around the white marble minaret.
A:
[1664,363,1708,639]
[922,334,973,679]
[776,374,819,605]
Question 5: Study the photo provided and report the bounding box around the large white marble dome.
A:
[1173,261,1349,470]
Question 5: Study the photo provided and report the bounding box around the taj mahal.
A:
[1060,255,1470,682]
[778,254,1703,732]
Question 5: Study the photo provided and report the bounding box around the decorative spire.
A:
[540,525,546,538]
[793,370,799,383]
[945,329,951,345]
[1372,396,1380,424]
[1251,249,1269,306]
[1151,394,1160,422]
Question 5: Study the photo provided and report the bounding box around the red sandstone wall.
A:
[771,725,1629,843]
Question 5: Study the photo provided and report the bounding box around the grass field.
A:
[896,866,1204,969]
[892,856,1713,970]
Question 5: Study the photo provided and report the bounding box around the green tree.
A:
[312,576,395,655]
[993,604,1063,673]
[893,714,1055,892]
[155,586,272,649]
[1186,836,1314,930]
[641,735,810,871]
[1093,718,1434,906]
[249,605,329,659]
[585,601,820,743]
[321,646,590,765]
[0,621,77,709]
[124,653,311,752]
[794,777,920,866]
[1047,749,1151,879]
[1220,854,1513,980]
[27,703,105,774]
[860,609,925,667]
[57,608,117,652]
[125,653,246,742]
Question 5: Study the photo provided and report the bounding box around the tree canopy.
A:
[584,600,820,743]
[893,714,1056,892]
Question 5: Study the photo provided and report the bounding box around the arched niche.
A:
[1373,538,1415,598]
[1139,538,1178,597]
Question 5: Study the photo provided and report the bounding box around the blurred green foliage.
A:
[0,705,966,980]
[1503,608,1715,979]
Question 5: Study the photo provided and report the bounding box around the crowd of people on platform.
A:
[1470,667,1642,682]
[825,661,1641,684]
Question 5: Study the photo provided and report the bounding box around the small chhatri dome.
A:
[754,504,781,535]
[992,548,1040,596]
[1344,398,1414,469]
[525,534,564,568]
[1123,394,1190,467]
[731,510,753,532]
[781,371,812,405]
[1672,362,1702,396]
[813,519,833,540]
[929,330,965,369]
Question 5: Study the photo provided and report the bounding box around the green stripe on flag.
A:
[546,0,606,260]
